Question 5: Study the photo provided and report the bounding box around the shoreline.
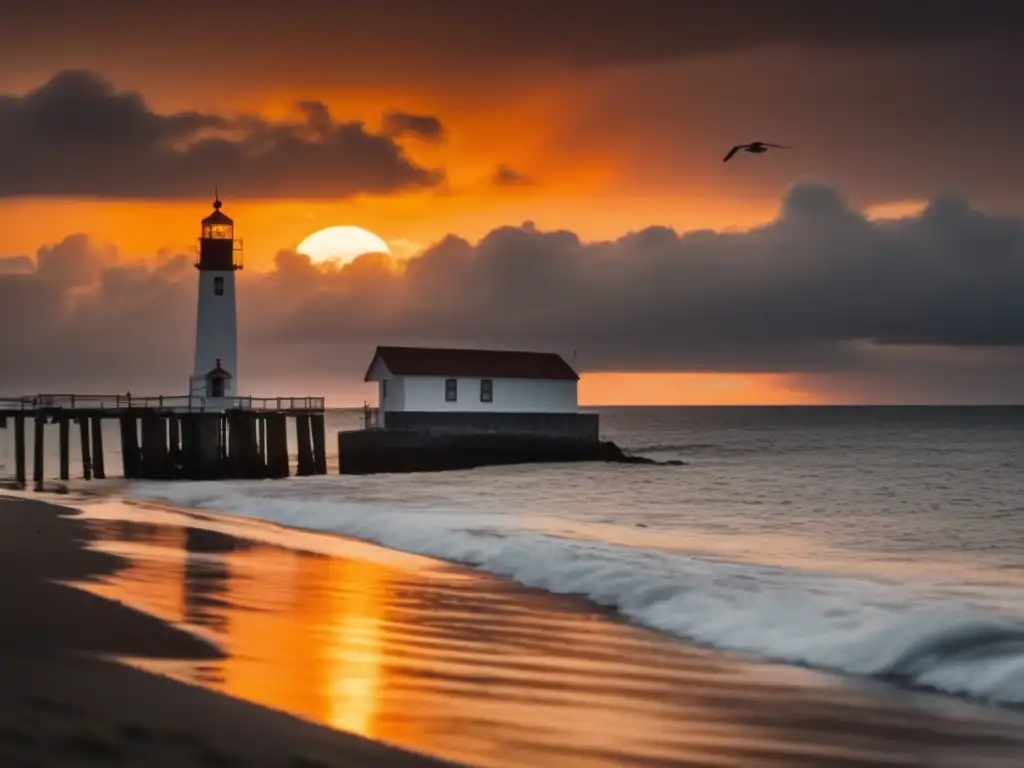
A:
[120,474,1024,713]
[0,494,457,768]
[10,490,1024,766]
[30,481,1024,707]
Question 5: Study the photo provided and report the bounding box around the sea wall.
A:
[337,429,671,474]
[381,411,600,441]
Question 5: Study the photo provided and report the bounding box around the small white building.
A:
[362,346,595,438]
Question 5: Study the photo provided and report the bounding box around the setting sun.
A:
[297,226,391,266]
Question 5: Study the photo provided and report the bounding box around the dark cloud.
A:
[382,111,445,142]
[0,256,33,274]
[0,71,444,198]
[1,9,1020,212]
[492,165,534,186]
[268,182,1024,373]
[3,1,1023,75]
[1,182,1022,402]
[297,101,334,138]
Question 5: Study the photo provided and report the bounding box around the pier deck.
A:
[0,393,328,487]
[0,394,325,415]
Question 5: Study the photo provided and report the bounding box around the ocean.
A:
[6,405,1024,706]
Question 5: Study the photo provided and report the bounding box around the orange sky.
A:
[0,72,783,265]
[0,70,966,407]
[2,12,1021,406]
[0,69,803,405]
[578,372,828,406]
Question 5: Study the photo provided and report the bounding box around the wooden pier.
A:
[0,394,327,488]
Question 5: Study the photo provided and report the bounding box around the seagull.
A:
[723,141,792,162]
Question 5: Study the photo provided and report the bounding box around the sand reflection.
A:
[70,497,1024,768]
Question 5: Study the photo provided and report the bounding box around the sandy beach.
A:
[0,494,456,768]
[6,491,1024,767]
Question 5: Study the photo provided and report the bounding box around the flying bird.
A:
[723,142,792,162]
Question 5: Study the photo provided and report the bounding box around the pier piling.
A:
[33,414,44,489]
[14,415,25,486]
[203,414,225,477]
[120,415,141,479]
[257,415,268,470]
[180,414,199,479]
[58,416,70,481]
[78,417,92,481]
[90,416,105,479]
[311,414,327,475]
[227,413,240,475]
[141,414,168,479]
[265,413,289,479]
[227,410,263,479]
[169,415,181,454]
[295,414,314,476]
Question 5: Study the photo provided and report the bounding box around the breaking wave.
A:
[130,480,1024,707]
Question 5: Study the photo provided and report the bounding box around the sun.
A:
[297,226,391,266]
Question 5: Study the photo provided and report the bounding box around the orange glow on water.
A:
[66,498,1024,768]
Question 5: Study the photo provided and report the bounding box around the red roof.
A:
[365,346,579,381]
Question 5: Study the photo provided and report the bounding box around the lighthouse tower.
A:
[189,193,243,404]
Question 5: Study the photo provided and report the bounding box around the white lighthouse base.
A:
[187,375,247,412]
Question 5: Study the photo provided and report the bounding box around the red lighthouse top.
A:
[196,193,243,271]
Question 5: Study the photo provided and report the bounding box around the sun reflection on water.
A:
[64,497,1024,768]
[324,559,384,736]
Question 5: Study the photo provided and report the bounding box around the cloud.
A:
[270,183,1024,370]
[0,256,33,274]
[1,181,1023,402]
[387,238,426,260]
[491,165,534,186]
[0,71,444,198]
[381,111,445,142]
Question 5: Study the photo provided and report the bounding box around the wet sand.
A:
[0,495,455,767]
[6,493,1024,767]
[23,493,1024,767]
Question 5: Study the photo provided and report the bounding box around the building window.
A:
[480,379,493,403]
[381,379,388,400]
[445,378,458,402]
[214,276,224,295]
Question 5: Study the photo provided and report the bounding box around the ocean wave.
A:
[130,481,1024,706]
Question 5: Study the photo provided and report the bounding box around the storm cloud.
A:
[1,182,1022,402]
[0,70,444,198]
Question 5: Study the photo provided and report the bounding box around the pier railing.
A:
[0,395,329,486]
[0,394,325,413]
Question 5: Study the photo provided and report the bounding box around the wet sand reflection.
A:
[75,499,1024,768]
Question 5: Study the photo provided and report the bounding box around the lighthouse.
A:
[189,193,243,404]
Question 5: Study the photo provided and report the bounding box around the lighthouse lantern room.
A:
[190,193,243,404]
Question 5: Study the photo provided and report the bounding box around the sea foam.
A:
[129,479,1024,706]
